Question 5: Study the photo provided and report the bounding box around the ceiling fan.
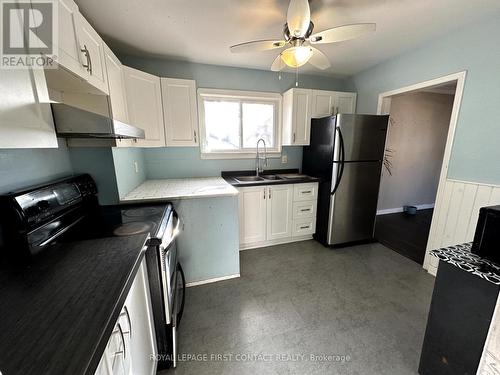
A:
[229,0,376,72]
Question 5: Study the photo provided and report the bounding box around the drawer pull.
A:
[300,208,310,212]
[301,190,312,194]
[300,225,310,229]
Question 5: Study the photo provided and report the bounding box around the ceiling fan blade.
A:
[271,54,284,71]
[308,47,331,70]
[230,39,286,53]
[309,23,376,44]
[287,0,311,38]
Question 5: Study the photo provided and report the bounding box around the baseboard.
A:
[186,273,240,287]
[377,203,435,216]
[239,235,313,251]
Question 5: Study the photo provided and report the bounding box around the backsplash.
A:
[143,146,303,179]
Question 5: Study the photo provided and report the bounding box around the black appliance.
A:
[0,174,185,370]
[471,205,500,265]
[302,114,389,246]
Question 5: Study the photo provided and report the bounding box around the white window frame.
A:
[197,88,282,159]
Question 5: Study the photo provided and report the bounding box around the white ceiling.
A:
[76,0,500,77]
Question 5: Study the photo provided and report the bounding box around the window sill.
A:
[200,151,282,160]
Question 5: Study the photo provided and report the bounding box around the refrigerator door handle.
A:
[331,126,345,195]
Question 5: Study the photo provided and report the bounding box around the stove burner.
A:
[113,221,154,236]
[122,207,163,218]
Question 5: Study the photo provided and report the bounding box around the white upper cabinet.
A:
[124,66,166,147]
[311,90,357,117]
[0,68,58,148]
[266,185,293,240]
[161,78,199,147]
[76,13,108,94]
[282,88,312,146]
[44,0,108,95]
[103,45,129,124]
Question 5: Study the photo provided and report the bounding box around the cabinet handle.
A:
[88,49,93,75]
[194,130,197,143]
[263,190,266,200]
[269,189,271,199]
[300,208,310,212]
[81,45,90,72]
[300,225,310,229]
[120,306,132,338]
[293,133,296,143]
[117,323,126,359]
[302,190,312,194]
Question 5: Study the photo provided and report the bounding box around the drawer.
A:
[292,218,316,237]
[293,201,316,219]
[293,183,318,201]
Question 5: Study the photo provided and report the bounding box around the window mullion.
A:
[239,100,243,151]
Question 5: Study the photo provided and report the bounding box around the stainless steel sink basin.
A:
[234,176,265,183]
[261,175,283,181]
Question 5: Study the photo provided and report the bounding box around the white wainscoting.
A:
[424,179,500,275]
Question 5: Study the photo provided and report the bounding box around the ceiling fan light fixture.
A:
[281,46,313,68]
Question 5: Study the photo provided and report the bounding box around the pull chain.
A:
[295,66,299,87]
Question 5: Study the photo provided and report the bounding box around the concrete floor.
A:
[164,240,435,375]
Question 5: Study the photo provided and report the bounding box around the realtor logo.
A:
[0,0,57,68]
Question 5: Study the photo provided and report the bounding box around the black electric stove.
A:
[0,174,184,370]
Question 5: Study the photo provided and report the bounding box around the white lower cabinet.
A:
[95,258,157,375]
[238,182,318,249]
[266,185,293,240]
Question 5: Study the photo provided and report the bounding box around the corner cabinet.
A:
[238,182,318,250]
[282,88,356,146]
[161,78,199,147]
[123,66,166,147]
[94,258,157,375]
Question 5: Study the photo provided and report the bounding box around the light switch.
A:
[134,161,139,173]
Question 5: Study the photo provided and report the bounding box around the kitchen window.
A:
[198,89,282,159]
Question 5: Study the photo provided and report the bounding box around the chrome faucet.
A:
[256,138,268,177]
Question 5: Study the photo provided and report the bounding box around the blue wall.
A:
[112,148,146,199]
[0,140,73,193]
[350,12,500,185]
[144,147,303,179]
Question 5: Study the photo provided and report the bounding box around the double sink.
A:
[233,173,306,184]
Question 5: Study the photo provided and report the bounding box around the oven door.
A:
[158,210,181,325]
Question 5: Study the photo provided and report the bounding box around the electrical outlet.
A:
[134,161,139,173]
[281,154,288,164]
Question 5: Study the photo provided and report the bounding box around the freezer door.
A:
[337,114,389,161]
[328,161,382,245]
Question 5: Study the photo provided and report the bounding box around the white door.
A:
[124,66,166,147]
[103,45,129,123]
[238,186,267,245]
[266,185,293,240]
[312,90,335,118]
[161,78,199,146]
[292,89,312,145]
[77,14,108,94]
[335,92,357,114]
[54,0,87,79]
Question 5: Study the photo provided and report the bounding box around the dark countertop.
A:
[0,233,149,375]
[222,169,321,187]
[430,242,500,284]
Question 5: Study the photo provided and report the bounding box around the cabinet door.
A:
[335,92,357,114]
[266,185,293,240]
[238,186,267,245]
[55,0,87,79]
[124,66,166,147]
[77,14,108,94]
[312,90,335,118]
[161,78,199,146]
[292,89,312,145]
[103,45,129,123]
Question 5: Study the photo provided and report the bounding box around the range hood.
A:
[51,103,145,139]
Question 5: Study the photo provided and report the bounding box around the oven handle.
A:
[160,210,181,252]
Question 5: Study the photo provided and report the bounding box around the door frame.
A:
[376,71,467,271]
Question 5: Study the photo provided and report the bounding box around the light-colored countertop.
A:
[121,177,239,202]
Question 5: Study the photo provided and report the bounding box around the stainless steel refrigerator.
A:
[302,114,389,246]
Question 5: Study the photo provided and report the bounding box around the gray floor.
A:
[163,240,435,375]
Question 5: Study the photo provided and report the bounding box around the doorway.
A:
[374,73,466,265]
